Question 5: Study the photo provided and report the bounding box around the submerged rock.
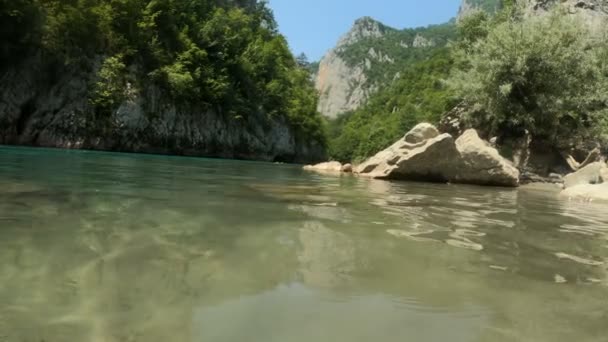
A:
[304,161,345,173]
[357,123,520,187]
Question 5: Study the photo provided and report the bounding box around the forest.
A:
[0,0,326,144]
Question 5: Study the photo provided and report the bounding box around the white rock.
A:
[357,124,519,187]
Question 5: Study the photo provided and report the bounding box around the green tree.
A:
[449,10,608,146]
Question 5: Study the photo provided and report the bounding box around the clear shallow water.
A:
[0,146,607,342]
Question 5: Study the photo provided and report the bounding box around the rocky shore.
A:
[305,123,608,201]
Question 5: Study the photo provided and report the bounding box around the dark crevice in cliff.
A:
[17,99,36,136]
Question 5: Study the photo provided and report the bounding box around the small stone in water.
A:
[554,274,567,284]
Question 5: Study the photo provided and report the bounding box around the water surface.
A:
[0,146,607,342]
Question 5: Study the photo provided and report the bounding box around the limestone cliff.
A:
[315,17,455,119]
[315,17,386,119]
[0,55,326,163]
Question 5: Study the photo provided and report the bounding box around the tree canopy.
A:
[0,0,326,144]
[449,7,608,147]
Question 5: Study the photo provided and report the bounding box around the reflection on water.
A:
[0,146,607,342]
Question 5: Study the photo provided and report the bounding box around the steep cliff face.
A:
[315,17,386,119]
[315,17,456,119]
[0,56,326,163]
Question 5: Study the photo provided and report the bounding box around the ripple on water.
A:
[2,148,608,342]
[386,228,485,252]
[554,252,605,266]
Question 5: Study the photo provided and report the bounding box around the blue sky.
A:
[268,0,462,61]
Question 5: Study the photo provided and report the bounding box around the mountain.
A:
[326,0,608,163]
[315,17,456,118]
[0,0,326,163]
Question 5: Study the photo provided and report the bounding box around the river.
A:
[0,146,607,342]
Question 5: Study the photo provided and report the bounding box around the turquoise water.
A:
[0,146,607,342]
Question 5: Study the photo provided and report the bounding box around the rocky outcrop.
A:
[357,124,520,187]
[561,161,608,200]
[412,34,436,48]
[315,50,370,119]
[315,17,386,119]
[314,17,453,118]
[0,55,325,163]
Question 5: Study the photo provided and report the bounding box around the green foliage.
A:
[329,49,455,162]
[0,0,326,145]
[449,10,608,146]
[455,10,491,49]
[91,54,128,116]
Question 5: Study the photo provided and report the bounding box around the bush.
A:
[449,9,608,146]
[91,54,127,116]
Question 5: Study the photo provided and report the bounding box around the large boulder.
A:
[563,162,604,189]
[403,123,439,144]
[560,161,608,201]
[601,166,608,182]
[452,129,520,187]
[362,134,460,181]
[357,124,520,187]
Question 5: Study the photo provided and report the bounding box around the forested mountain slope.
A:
[315,17,456,118]
[326,0,608,165]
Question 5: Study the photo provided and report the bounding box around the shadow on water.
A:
[0,146,607,342]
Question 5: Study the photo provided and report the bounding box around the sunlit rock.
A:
[356,124,520,187]
[563,162,605,188]
[452,129,520,187]
[303,161,344,173]
[561,162,608,201]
